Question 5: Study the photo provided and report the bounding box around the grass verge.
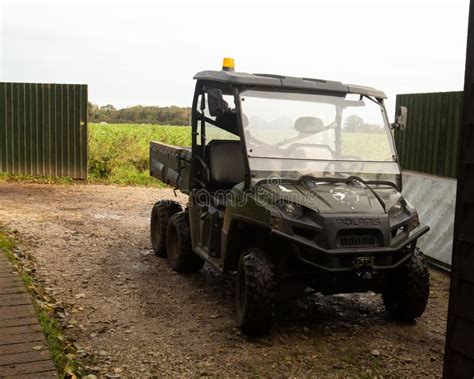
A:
[0,173,76,185]
[0,229,80,378]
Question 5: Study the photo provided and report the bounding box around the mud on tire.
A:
[166,212,205,273]
[236,248,278,335]
[150,200,182,257]
[382,248,430,322]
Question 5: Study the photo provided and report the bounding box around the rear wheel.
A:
[166,212,204,273]
[150,200,182,257]
[382,248,430,322]
[236,248,278,335]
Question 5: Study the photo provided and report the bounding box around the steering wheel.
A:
[285,143,335,158]
[323,155,365,177]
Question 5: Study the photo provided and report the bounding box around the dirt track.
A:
[0,182,449,377]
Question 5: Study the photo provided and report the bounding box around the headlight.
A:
[387,199,405,218]
[277,201,304,218]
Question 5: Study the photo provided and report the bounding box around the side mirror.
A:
[392,106,408,131]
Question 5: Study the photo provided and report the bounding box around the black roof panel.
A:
[193,70,386,99]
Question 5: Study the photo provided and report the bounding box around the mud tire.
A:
[383,248,430,322]
[166,212,204,273]
[236,248,278,335]
[150,200,182,257]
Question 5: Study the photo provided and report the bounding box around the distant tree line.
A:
[88,102,191,125]
[343,115,385,133]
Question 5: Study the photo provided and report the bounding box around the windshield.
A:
[240,90,400,185]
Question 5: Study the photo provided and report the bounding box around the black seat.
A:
[206,140,245,190]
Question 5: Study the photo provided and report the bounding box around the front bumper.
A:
[271,225,430,272]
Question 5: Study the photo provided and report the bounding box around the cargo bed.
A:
[150,141,191,192]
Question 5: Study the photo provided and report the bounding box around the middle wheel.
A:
[166,212,205,273]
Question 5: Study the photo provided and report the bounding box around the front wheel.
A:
[382,248,430,322]
[236,248,278,335]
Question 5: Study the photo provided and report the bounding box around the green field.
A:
[88,123,191,186]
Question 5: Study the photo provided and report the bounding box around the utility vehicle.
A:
[149,59,430,334]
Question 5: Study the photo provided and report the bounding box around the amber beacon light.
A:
[222,57,235,71]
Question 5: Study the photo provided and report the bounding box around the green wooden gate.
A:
[0,82,88,179]
[395,91,463,178]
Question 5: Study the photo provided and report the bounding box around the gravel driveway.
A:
[0,182,449,377]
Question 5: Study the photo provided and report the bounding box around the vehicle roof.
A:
[194,70,387,99]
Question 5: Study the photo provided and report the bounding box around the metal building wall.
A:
[0,82,88,179]
[395,91,462,178]
[443,0,474,376]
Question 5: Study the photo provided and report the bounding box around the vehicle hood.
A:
[256,180,403,214]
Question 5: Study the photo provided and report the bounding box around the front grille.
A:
[338,234,376,247]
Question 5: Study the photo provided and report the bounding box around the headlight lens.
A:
[277,201,304,218]
[387,199,405,218]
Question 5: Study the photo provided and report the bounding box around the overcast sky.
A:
[0,0,470,117]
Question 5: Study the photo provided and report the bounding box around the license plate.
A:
[352,256,375,269]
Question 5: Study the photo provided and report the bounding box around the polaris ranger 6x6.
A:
[149,58,430,335]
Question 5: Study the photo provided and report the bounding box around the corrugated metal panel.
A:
[444,0,474,376]
[0,82,88,179]
[395,91,463,178]
[402,171,456,268]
